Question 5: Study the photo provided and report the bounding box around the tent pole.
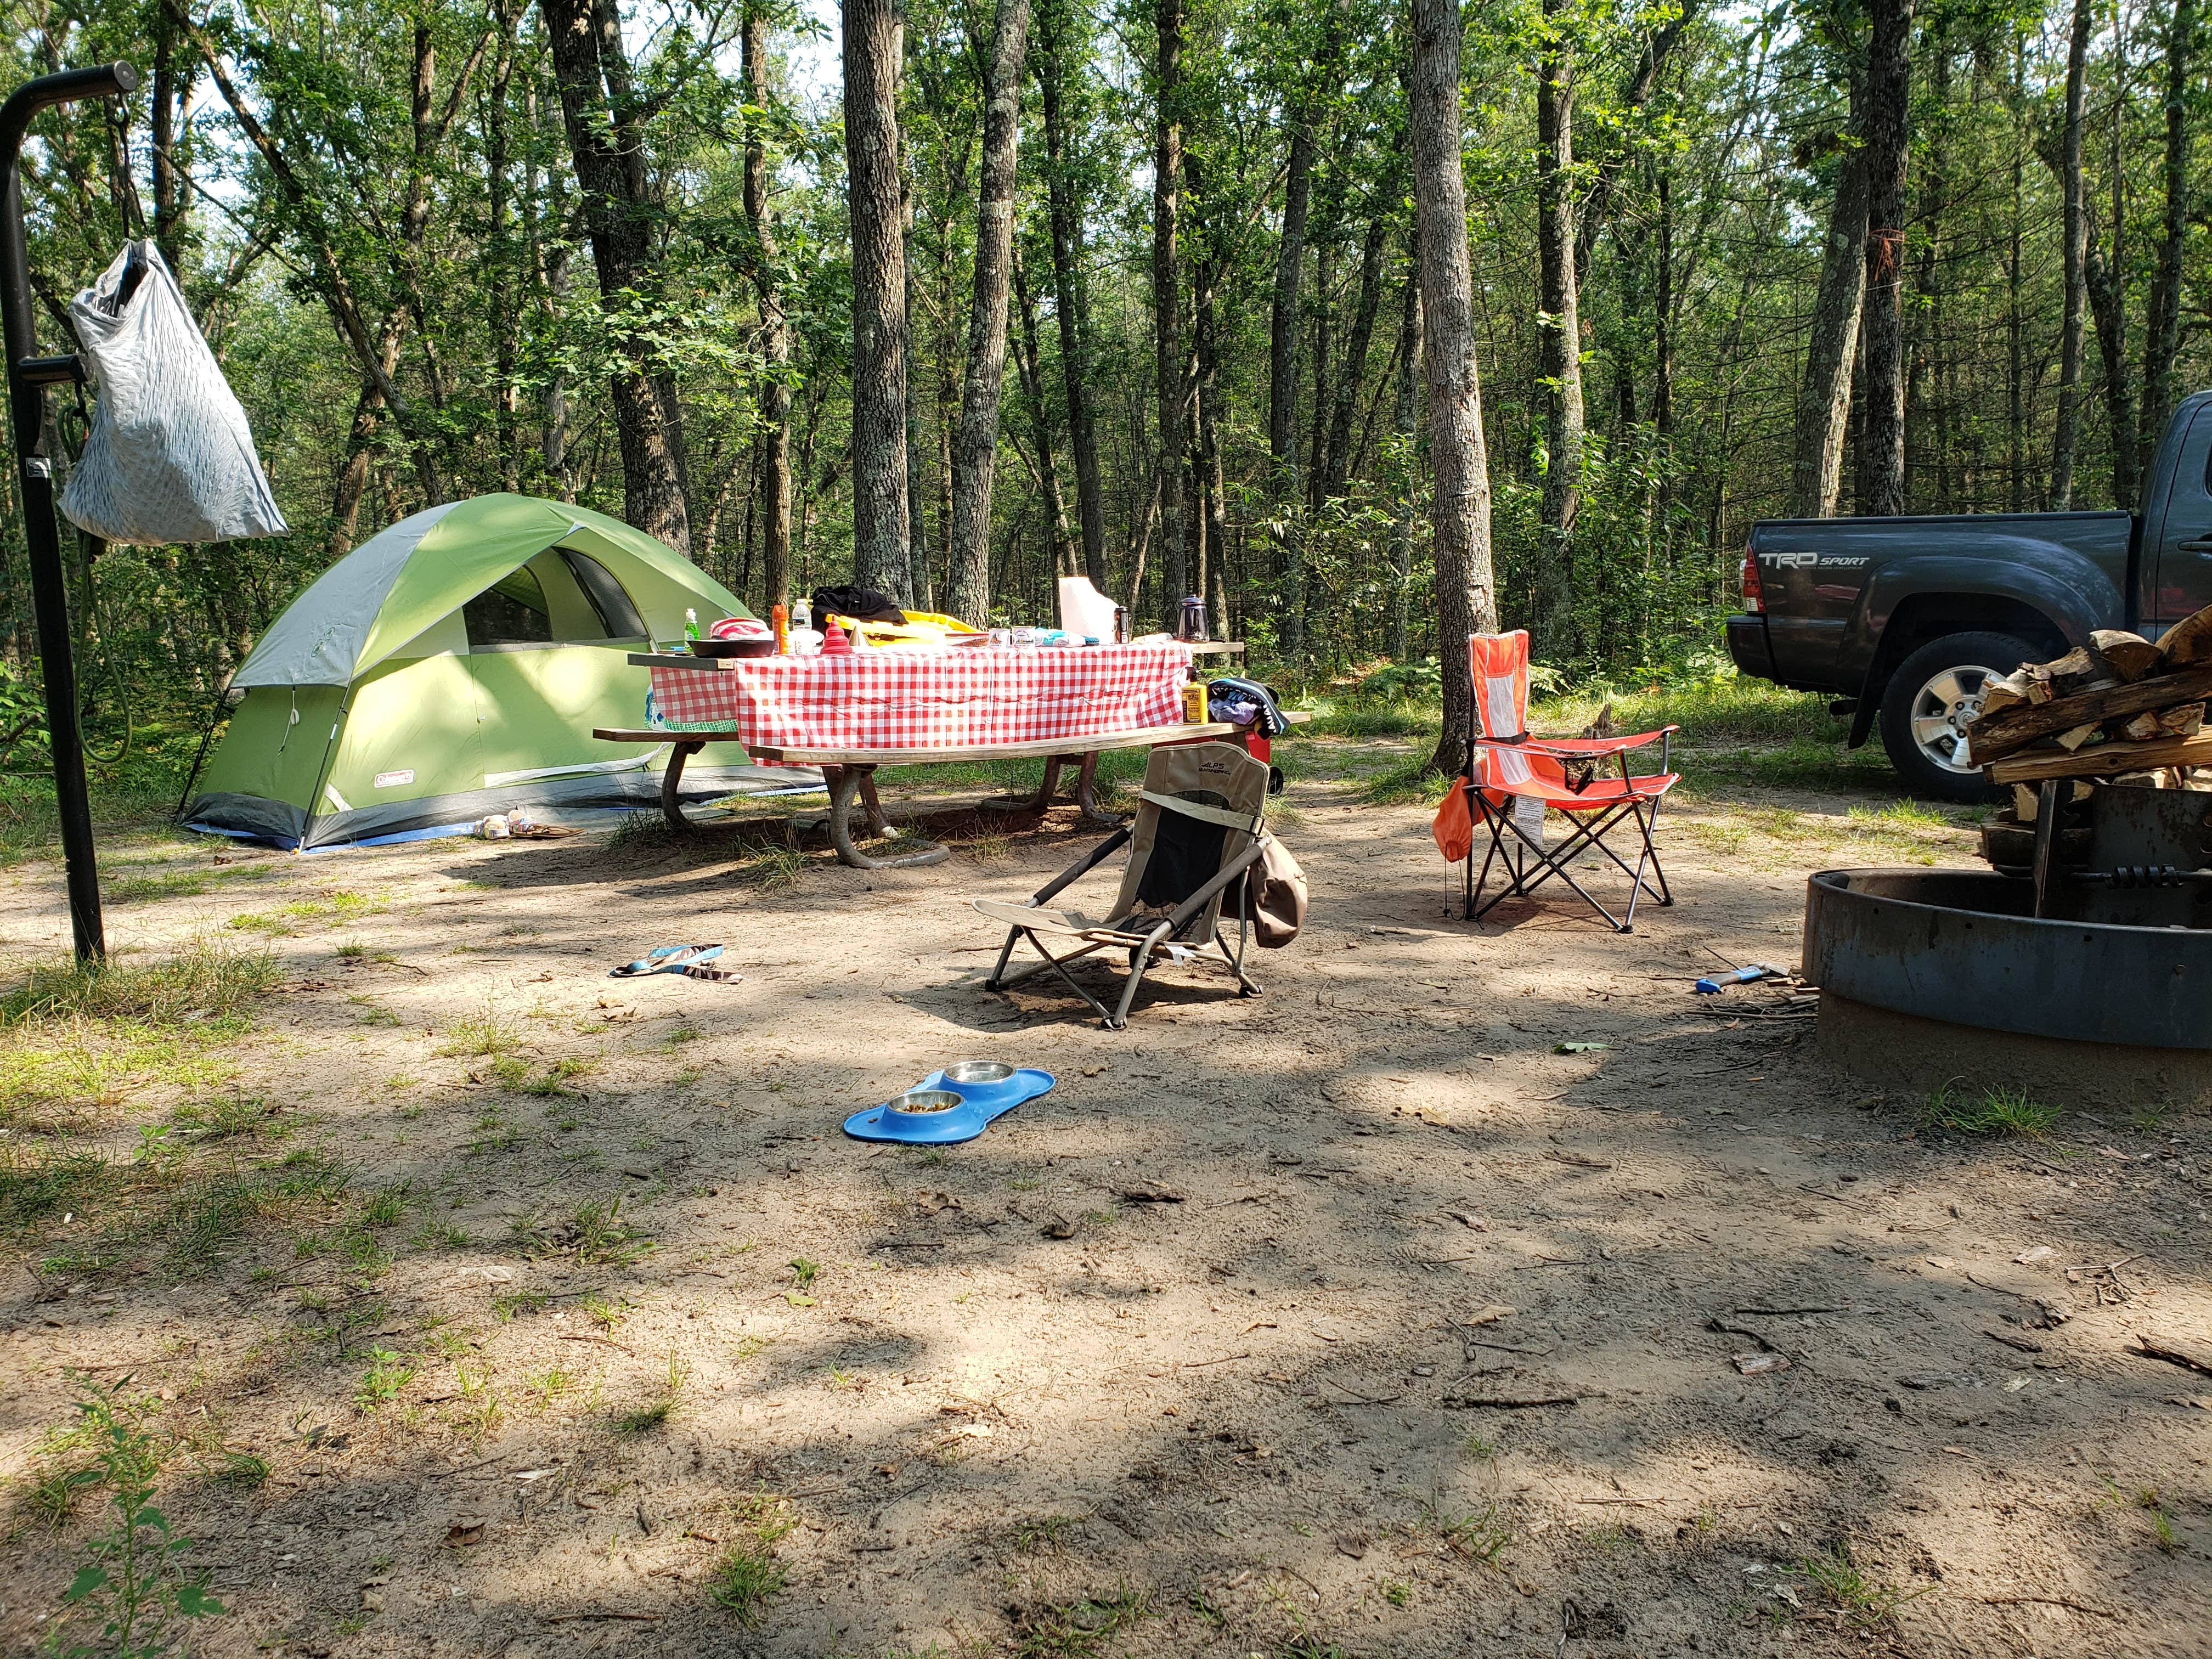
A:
[2,62,139,964]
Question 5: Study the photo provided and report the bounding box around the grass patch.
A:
[1011,1587,1154,1657]
[611,1355,689,1436]
[353,1348,415,1412]
[0,936,281,1111]
[225,890,381,934]
[1846,798,1957,832]
[744,844,810,890]
[436,1006,524,1058]
[1795,1544,1925,1628]
[515,1197,652,1267]
[708,1491,797,1626]
[1920,1084,2058,1138]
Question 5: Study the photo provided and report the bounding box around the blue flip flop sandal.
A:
[609,944,735,980]
[843,1062,1054,1146]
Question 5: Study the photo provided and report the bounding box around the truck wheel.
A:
[1878,631,2038,802]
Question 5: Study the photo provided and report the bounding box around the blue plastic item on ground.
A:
[843,1062,1056,1145]
[1694,962,1784,994]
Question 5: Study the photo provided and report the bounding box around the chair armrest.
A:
[1163,836,1273,933]
[1482,724,1678,758]
[1031,827,1132,905]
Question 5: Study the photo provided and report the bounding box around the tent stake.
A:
[1,61,139,964]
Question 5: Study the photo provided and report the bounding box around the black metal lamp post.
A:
[2,63,139,964]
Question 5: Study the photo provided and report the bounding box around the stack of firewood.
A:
[1965,603,2212,786]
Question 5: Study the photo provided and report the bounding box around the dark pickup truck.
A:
[1728,389,2212,799]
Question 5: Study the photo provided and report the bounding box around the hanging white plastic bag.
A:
[59,240,288,545]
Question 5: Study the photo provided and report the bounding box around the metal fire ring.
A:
[1802,868,2212,1051]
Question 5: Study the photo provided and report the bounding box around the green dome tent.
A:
[186,494,781,849]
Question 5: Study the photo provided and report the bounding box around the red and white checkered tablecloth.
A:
[648,643,1194,751]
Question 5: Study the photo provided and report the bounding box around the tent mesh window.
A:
[464,566,554,646]
[560,549,647,639]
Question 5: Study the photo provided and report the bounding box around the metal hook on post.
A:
[2,61,140,965]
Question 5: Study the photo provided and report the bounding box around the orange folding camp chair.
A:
[1459,631,1678,933]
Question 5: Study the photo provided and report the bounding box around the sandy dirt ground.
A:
[1,751,2208,1659]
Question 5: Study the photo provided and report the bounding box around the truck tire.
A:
[1877,631,2039,802]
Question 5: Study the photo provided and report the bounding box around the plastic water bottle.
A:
[684,608,701,642]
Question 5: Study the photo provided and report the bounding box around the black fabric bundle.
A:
[810,585,907,624]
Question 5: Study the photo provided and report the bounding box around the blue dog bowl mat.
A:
[843,1065,1055,1145]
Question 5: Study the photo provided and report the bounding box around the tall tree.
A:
[542,0,692,550]
[1858,0,1911,517]
[1390,224,1423,662]
[742,0,792,616]
[843,0,912,593]
[2051,0,2091,510]
[1151,0,1188,620]
[1790,70,1867,518]
[1409,0,1499,774]
[1036,0,1107,588]
[947,0,1032,624]
[1534,0,1584,651]
[2140,0,2196,487]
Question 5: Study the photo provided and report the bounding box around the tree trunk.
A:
[1268,119,1314,655]
[1324,202,1390,501]
[842,0,912,592]
[1410,0,1499,775]
[2008,37,2025,513]
[2087,18,2136,510]
[2051,0,2091,510]
[1858,0,1911,518]
[2141,0,2194,488]
[149,19,191,272]
[1150,0,1188,623]
[742,2,793,614]
[543,0,692,550]
[1012,248,1077,575]
[1390,230,1423,663]
[946,0,1032,625]
[1535,0,1584,652]
[1037,0,1107,588]
[486,3,522,492]
[1187,149,1232,641]
[1791,80,1868,518]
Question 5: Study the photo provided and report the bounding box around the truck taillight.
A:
[1740,552,1763,613]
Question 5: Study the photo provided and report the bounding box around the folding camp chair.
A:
[975,741,1274,1028]
[1461,631,1679,933]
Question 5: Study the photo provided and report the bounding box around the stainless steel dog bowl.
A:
[886,1089,962,1115]
[941,1060,1016,1085]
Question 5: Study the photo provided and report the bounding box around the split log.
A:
[2160,702,2205,737]
[2038,647,2098,692]
[1978,670,2032,718]
[2054,723,2102,752]
[1988,727,2212,785]
[2156,602,2212,667]
[2091,629,2163,682]
[1964,664,2212,762]
[2121,710,2164,742]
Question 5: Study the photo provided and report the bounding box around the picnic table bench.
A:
[595,642,1295,871]
[590,716,1293,869]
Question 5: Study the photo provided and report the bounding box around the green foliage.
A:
[44,1385,225,1658]
[1920,1084,2059,1138]
[708,1491,798,1626]
[1794,1545,1926,1628]
[1010,1587,1153,1657]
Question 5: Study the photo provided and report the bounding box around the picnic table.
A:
[594,640,1291,870]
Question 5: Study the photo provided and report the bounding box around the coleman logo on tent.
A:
[374,770,415,788]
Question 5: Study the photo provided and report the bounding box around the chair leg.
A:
[1220,889,1261,996]
[985,926,1021,990]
